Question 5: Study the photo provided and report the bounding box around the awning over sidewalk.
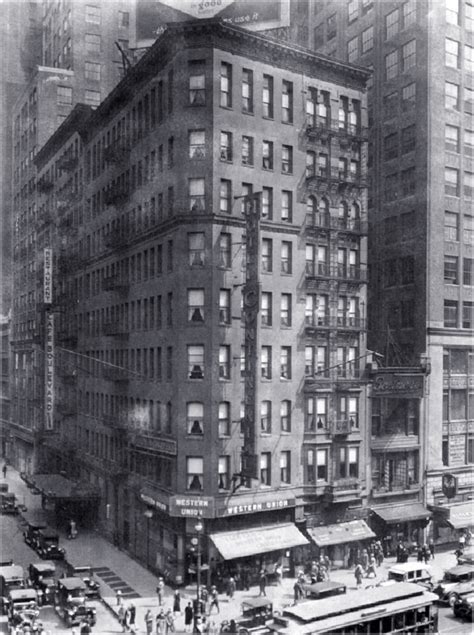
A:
[307,520,375,547]
[31,474,99,501]
[430,502,473,529]
[210,523,309,560]
[372,503,431,524]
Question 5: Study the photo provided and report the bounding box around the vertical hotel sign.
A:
[44,248,53,304]
[45,311,55,430]
[241,194,261,479]
[44,248,54,430]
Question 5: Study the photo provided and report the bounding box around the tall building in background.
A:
[9,0,135,475]
[306,0,473,544]
[24,20,371,584]
[0,1,42,317]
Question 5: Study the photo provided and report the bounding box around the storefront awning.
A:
[430,502,473,529]
[30,474,99,501]
[210,523,309,560]
[372,503,431,524]
[308,520,375,547]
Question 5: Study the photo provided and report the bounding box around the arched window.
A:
[319,197,329,214]
[338,201,348,228]
[350,201,360,219]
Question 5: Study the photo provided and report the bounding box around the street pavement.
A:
[2,467,473,634]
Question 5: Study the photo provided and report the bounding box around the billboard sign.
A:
[136,0,289,40]
[44,248,53,304]
[45,311,55,430]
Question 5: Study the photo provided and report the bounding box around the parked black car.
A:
[28,562,56,605]
[54,578,96,628]
[35,528,65,560]
[453,593,474,621]
[66,565,100,599]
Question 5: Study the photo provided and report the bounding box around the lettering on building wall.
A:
[169,495,215,518]
[372,373,424,397]
[45,311,54,430]
[44,248,53,304]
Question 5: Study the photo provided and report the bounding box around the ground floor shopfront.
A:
[426,468,474,545]
[5,424,36,474]
[369,501,432,556]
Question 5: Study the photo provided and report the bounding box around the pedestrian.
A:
[173,589,181,615]
[118,604,126,631]
[166,609,175,633]
[417,545,424,562]
[293,579,303,604]
[123,605,130,631]
[227,576,236,599]
[116,589,123,606]
[144,609,153,635]
[275,563,282,585]
[422,544,430,564]
[209,585,219,615]
[455,547,464,563]
[459,532,466,551]
[323,553,331,576]
[241,565,250,591]
[366,556,376,578]
[156,609,167,634]
[184,602,193,633]
[354,563,363,588]
[361,548,369,571]
[2,464,6,478]
[80,621,91,635]
[128,603,136,628]
[156,577,165,606]
[258,569,266,597]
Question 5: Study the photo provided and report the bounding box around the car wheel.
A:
[449,593,459,607]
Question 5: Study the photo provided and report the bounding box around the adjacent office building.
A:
[305,0,473,543]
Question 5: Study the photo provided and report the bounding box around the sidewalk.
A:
[3,467,461,633]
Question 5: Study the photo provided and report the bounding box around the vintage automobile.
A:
[23,515,47,552]
[458,547,474,566]
[236,598,274,633]
[0,492,17,515]
[433,564,474,605]
[35,527,65,560]
[7,588,39,622]
[0,564,25,607]
[54,577,96,628]
[66,565,100,599]
[386,562,434,590]
[28,562,56,605]
[453,592,474,621]
[301,580,347,600]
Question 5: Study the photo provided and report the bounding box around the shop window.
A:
[186,457,203,490]
[187,402,204,435]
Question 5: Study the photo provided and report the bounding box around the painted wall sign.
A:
[139,491,169,513]
[169,495,215,518]
[217,496,295,517]
[45,311,55,430]
[136,0,289,40]
[44,248,53,304]
[371,373,424,398]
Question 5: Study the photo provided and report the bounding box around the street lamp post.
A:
[144,509,153,568]
[194,519,203,620]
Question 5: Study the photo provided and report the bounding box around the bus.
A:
[269,582,438,634]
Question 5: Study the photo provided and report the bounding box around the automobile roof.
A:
[38,527,59,538]
[446,564,474,576]
[388,562,432,572]
[30,562,56,573]
[0,565,24,580]
[58,577,86,590]
[8,589,37,601]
